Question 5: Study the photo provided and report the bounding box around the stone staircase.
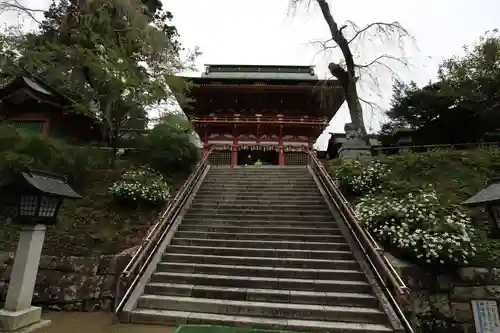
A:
[127,166,401,332]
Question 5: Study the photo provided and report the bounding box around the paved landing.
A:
[40,312,175,333]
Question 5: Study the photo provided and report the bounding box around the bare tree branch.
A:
[356,54,407,69]
[0,0,45,25]
[345,21,412,46]
[290,0,416,140]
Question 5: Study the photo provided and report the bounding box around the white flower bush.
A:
[356,187,475,267]
[334,158,390,195]
[110,167,171,206]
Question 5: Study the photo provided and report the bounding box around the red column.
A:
[231,133,238,166]
[279,147,285,165]
[278,128,284,166]
[231,146,238,166]
[41,120,50,136]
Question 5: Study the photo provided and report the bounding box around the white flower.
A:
[355,187,475,266]
[109,167,171,205]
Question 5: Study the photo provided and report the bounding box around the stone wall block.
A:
[0,249,134,310]
[59,274,101,302]
[452,285,500,301]
[411,291,431,314]
[451,302,473,323]
[97,255,118,275]
[429,294,452,317]
[100,275,117,298]
[0,265,12,281]
[457,267,500,285]
[387,255,500,332]
[39,256,99,275]
[97,252,132,275]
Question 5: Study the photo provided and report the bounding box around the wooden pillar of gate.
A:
[279,147,285,166]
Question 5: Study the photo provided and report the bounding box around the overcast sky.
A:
[2,0,499,149]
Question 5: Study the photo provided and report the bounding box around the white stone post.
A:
[0,224,51,332]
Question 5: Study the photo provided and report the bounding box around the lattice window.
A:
[209,150,232,165]
[284,152,308,165]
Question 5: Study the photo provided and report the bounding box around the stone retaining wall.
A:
[0,248,135,311]
[390,255,500,332]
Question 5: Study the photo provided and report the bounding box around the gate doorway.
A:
[237,149,279,165]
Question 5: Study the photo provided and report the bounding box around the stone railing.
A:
[389,255,500,333]
[0,248,135,311]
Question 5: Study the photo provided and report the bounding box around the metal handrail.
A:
[307,150,414,332]
[113,149,212,315]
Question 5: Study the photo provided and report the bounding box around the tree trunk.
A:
[345,80,369,142]
[316,0,368,143]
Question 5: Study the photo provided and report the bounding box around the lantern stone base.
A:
[0,306,50,332]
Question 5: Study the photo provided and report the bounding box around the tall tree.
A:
[381,31,500,146]
[291,0,412,143]
[0,0,199,157]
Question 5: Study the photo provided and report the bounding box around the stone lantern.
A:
[0,169,81,332]
[463,177,500,238]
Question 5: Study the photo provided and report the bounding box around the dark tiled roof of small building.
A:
[462,182,500,206]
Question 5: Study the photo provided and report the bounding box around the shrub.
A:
[109,167,171,206]
[0,124,110,186]
[130,119,201,176]
[355,187,475,267]
[333,158,390,196]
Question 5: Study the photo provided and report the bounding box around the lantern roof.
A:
[21,169,82,199]
[463,179,500,206]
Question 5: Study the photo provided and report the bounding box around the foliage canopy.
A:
[381,30,500,146]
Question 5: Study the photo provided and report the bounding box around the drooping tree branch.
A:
[346,21,412,46]
[290,0,415,143]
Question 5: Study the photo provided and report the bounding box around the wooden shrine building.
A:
[182,64,345,165]
[0,76,101,143]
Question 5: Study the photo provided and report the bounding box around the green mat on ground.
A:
[174,325,310,333]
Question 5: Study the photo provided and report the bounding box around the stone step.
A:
[130,309,394,332]
[200,184,317,190]
[156,262,364,280]
[176,224,342,235]
[193,194,325,202]
[162,253,360,270]
[182,213,333,222]
[170,238,347,251]
[204,175,313,179]
[191,199,327,206]
[202,179,316,185]
[204,175,312,180]
[189,202,328,210]
[149,272,373,293]
[137,295,387,324]
[207,169,309,174]
[209,166,308,169]
[174,231,346,243]
[203,178,314,183]
[165,245,354,260]
[186,208,331,216]
[196,189,320,195]
[143,282,379,308]
[207,170,309,174]
[180,220,335,229]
